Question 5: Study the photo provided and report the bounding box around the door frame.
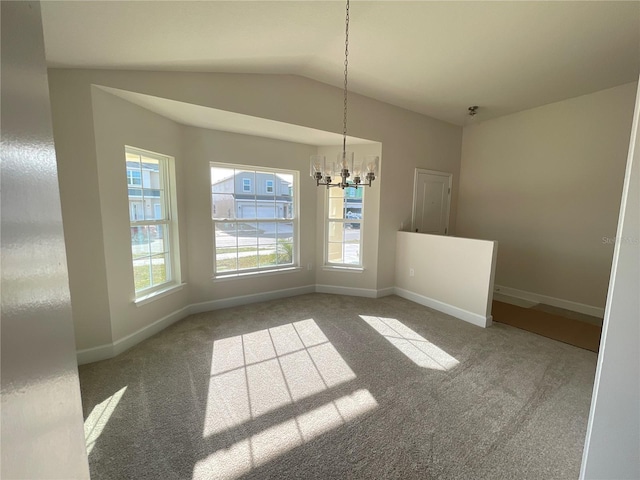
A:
[411,168,453,234]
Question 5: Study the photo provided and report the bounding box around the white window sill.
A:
[322,265,364,273]
[135,283,185,306]
[213,266,303,282]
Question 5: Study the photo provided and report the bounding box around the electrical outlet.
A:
[409,268,415,277]
[308,263,313,271]
[400,221,404,231]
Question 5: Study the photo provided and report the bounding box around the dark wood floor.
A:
[492,301,602,353]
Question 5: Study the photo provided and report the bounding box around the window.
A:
[211,164,297,276]
[326,185,363,266]
[126,147,178,296]
[127,169,142,186]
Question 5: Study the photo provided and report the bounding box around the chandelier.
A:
[310,0,379,189]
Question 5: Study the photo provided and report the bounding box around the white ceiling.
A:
[42,1,640,125]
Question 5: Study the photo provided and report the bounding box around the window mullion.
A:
[130,219,168,226]
[325,185,363,267]
[127,147,177,297]
[212,164,296,276]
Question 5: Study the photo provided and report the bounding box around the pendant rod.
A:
[342,0,349,156]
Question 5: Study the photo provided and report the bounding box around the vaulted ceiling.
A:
[41,1,640,125]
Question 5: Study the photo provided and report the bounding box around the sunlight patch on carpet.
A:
[360,315,459,370]
[84,386,127,455]
[193,389,377,479]
[203,318,357,437]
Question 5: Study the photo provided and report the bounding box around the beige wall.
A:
[48,69,462,353]
[182,126,317,304]
[91,87,190,343]
[456,82,637,309]
[395,232,497,327]
[62,86,320,350]
[49,79,113,349]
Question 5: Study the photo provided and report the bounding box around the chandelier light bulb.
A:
[310,155,325,177]
[352,158,363,177]
[365,155,379,175]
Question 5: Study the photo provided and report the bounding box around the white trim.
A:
[321,265,364,273]
[76,305,192,365]
[376,287,395,298]
[76,343,115,365]
[394,287,492,328]
[315,284,378,298]
[211,162,300,279]
[77,286,313,365]
[212,267,303,282]
[134,283,185,306]
[190,285,315,314]
[77,282,488,365]
[112,305,191,358]
[126,145,182,297]
[324,184,365,268]
[493,284,605,318]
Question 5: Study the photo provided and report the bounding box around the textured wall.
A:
[0,2,89,477]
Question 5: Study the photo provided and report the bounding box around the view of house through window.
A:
[326,185,363,266]
[211,164,297,275]
[126,147,176,295]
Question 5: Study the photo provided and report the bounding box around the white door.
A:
[412,169,452,235]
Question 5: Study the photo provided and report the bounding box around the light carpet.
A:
[79,293,597,479]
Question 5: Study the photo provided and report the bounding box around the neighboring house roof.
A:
[126,160,159,171]
[211,171,292,188]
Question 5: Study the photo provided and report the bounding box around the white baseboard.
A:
[76,343,115,365]
[190,285,315,314]
[76,305,192,366]
[78,282,496,365]
[394,287,492,328]
[376,287,395,298]
[315,284,378,298]
[493,285,605,318]
[77,286,314,365]
[111,305,192,358]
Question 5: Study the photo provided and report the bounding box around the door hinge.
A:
[448,188,450,194]
[445,227,448,234]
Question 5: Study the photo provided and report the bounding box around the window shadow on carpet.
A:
[78,294,596,480]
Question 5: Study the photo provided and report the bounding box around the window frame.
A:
[242,178,252,192]
[324,184,364,268]
[126,146,180,299]
[265,179,274,194]
[127,168,142,186]
[211,162,299,278]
